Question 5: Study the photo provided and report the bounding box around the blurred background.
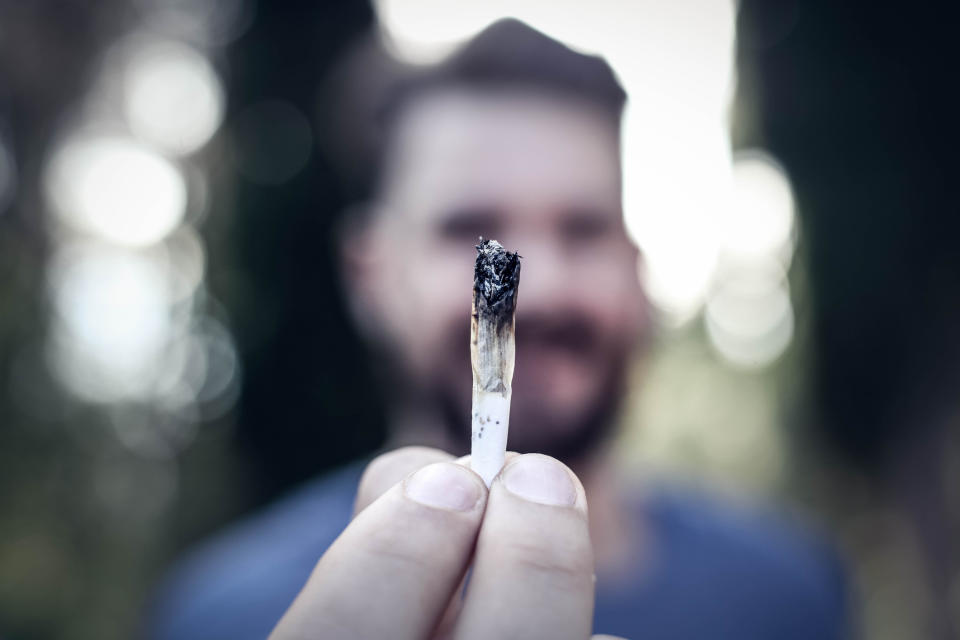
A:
[0,1,957,638]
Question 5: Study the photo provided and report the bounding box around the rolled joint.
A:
[470,238,520,487]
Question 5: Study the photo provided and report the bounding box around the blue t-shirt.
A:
[146,462,850,639]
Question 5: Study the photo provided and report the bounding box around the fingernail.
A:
[502,455,577,506]
[405,462,482,511]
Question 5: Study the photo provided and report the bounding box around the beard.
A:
[428,310,634,465]
[435,374,625,464]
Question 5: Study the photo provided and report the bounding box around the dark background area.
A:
[739,5,959,635]
[0,1,958,638]
[741,1,960,466]
[217,0,384,503]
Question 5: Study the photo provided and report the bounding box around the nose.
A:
[512,237,571,318]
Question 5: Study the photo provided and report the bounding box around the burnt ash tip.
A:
[474,238,521,318]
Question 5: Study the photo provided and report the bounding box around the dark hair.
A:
[324,18,627,204]
[383,19,626,123]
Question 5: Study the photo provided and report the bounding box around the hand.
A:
[270,446,622,640]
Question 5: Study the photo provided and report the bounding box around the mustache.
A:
[514,313,601,355]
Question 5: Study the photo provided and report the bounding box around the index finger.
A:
[271,461,487,640]
[455,454,594,640]
[354,446,455,515]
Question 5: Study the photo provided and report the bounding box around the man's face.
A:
[351,89,647,457]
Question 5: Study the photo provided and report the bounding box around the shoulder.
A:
[145,461,366,640]
[649,485,843,580]
[636,485,850,638]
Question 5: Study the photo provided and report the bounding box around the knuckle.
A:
[362,523,433,573]
[495,532,594,584]
[356,505,470,575]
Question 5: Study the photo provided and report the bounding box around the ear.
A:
[336,202,389,340]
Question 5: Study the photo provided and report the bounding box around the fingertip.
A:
[497,453,587,513]
[404,462,487,513]
[355,446,455,515]
[284,452,485,640]
[455,452,595,640]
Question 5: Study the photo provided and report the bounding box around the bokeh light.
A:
[705,263,794,369]
[46,243,173,403]
[705,153,797,369]
[44,133,187,247]
[122,39,225,155]
[723,151,795,262]
[162,225,207,304]
[626,118,731,324]
[190,316,241,419]
[39,11,237,427]
[149,314,240,419]
[134,0,253,46]
[44,237,238,422]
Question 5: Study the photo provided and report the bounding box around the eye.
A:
[436,206,502,243]
[559,209,615,242]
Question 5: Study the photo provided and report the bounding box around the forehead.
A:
[381,88,622,218]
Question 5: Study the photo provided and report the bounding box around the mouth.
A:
[514,341,597,395]
[514,319,597,357]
